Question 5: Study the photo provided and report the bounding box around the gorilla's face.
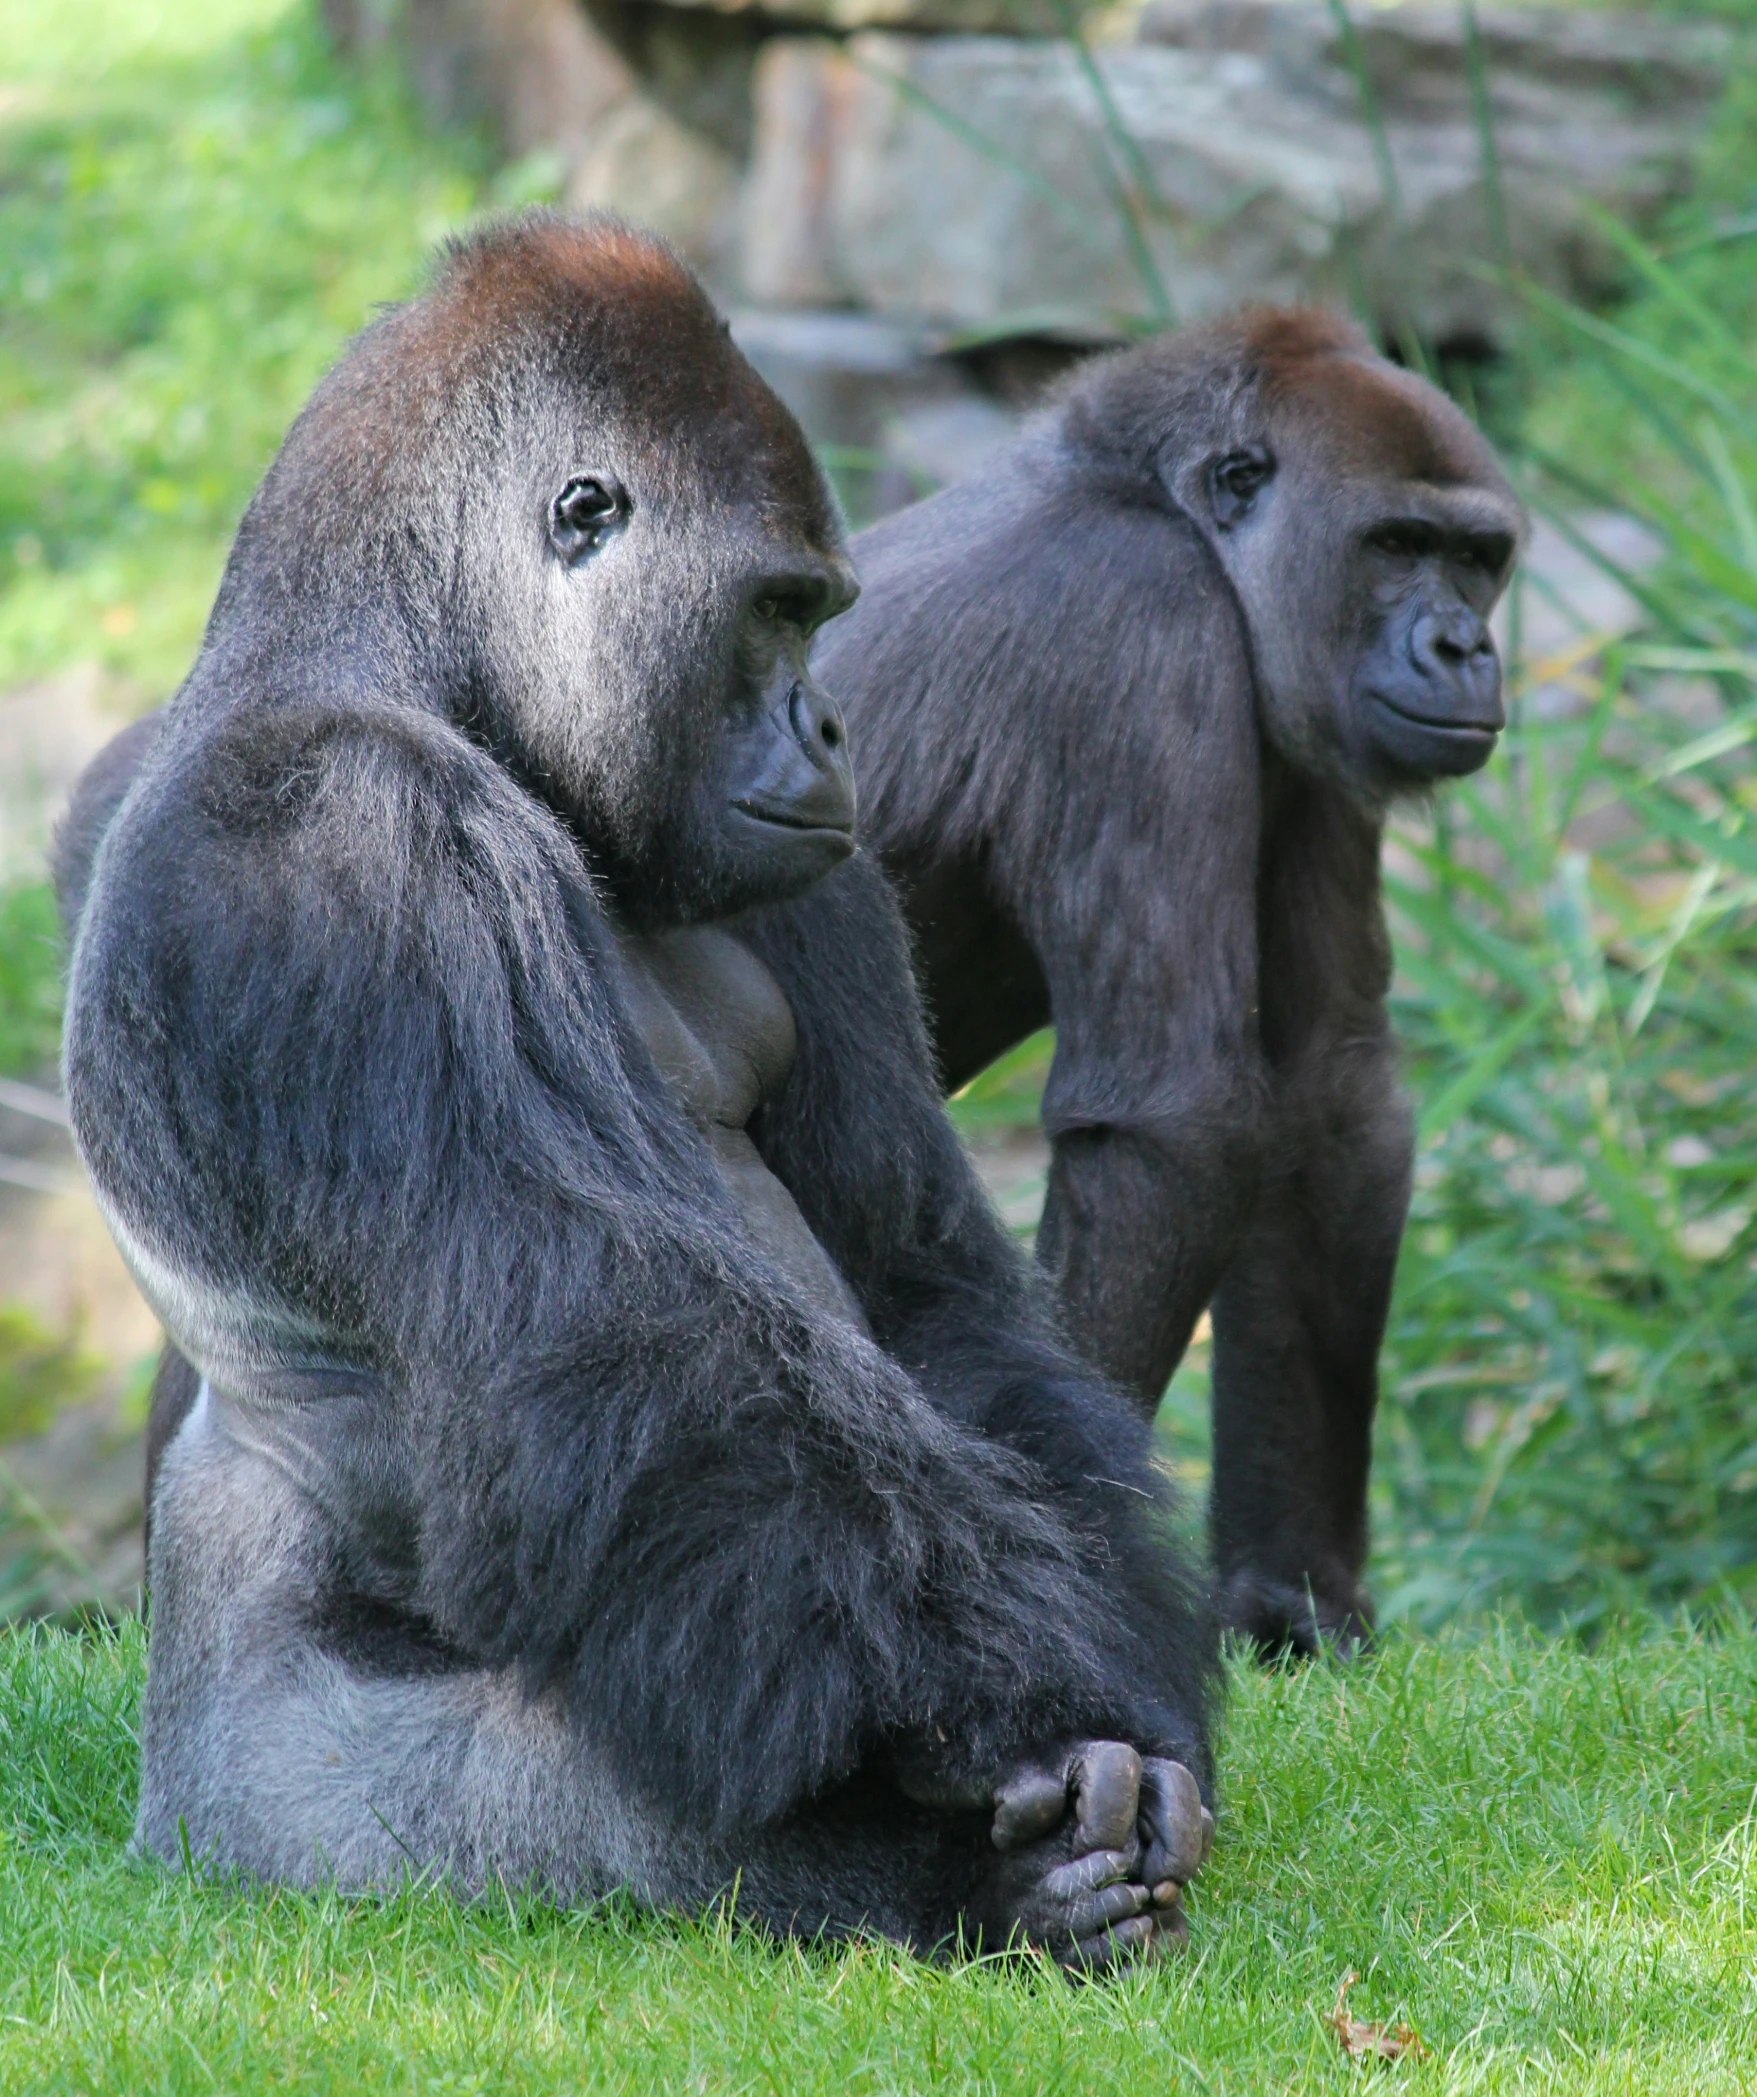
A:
[1179,354,1523,801]
[474,312,859,928]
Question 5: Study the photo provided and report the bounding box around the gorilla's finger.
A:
[990,1763,1070,1851]
[1138,1757,1206,1886]
[1039,1843,1142,1902]
[1053,1877,1151,1940]
[1057,1912,1160,1974]
[1070,1740,1141,1854]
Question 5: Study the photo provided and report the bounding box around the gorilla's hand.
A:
[976,1741,1213,1971]
[1218,1568,1375,1659]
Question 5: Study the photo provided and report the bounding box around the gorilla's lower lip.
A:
[1370,694,1501,741]
[730,798,855,838]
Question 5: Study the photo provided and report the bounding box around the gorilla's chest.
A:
[616,927,867,1332]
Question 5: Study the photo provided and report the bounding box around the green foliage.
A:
[948,1028,1058,1133]
[0,1310,99,1445]
[0,882,60,1077]
[1374,210,1757,1627]
[0,0,487,697]
[1525,56,1757,478]
[3,1619,1756,2090]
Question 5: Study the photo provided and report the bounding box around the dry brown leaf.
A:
[1326,1970,1429,2064]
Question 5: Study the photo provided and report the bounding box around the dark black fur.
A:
[814,309,1524,1655]
[58,214,1213,1957]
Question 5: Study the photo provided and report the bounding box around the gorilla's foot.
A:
[1219,1569,1375,1660]
[977,1740,1212,1972]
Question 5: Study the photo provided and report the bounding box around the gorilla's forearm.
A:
[1033,1108,1264,1414]
[425,1318,1194,1832]
[1209,1033,1413,1653]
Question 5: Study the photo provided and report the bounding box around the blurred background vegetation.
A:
[0,0,1754,1632]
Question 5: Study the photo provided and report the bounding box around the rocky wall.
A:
[336,0,1732,357]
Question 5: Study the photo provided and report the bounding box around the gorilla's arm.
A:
[51,705,165,936]
[69,702,1192,1838]
[738,858,1214,1775]
[1209,783,1412,1651]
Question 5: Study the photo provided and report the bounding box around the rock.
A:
[399,0,634,162]
[741,12,1726,345]
[0,665,144,883]
[1136,0,1730,112]
[730,307,1023,514]
[0,1391,145,1621]
[568,94,745,280]
[644,0,1088,33]
[962,1123,1051,1239]
[394,0,753,284]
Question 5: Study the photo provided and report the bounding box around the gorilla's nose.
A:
[783,680,857,831]
[731,676,857,836]
[1410,609,1505,732]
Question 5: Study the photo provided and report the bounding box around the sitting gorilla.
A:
[56,214,1214,1967]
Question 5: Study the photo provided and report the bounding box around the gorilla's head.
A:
[228,212,859,926]
[1074,310,1525,803]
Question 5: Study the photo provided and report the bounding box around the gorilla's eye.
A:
[1208,447,1276,529]
[754,598,780,622]
[549,475,628,563]
[1465,531,1516,575]
[1368,522,1441,562]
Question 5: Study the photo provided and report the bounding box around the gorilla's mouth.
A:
[1369,692,1501,744]
[1366,689,1502,781]
[731,796,855,838]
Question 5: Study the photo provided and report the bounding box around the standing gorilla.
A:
[57,216,1215,1967]
[815,311,1525,1654]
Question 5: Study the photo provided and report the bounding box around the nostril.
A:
[821,718,841,750]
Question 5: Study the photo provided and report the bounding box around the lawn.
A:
[3,1619,1755,2094]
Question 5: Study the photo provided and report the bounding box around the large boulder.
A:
[392,0,634,162]
[358,0,751,285]
[642,0,1087,30]
[741,5,1731,346]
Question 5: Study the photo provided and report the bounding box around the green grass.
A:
[0,0,489,699]
[5,1618,1757,2093]
[0,878,59,1077]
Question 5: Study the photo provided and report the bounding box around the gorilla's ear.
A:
[1206,447,1276,530]
[549,475,630,564]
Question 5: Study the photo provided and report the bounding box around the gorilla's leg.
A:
[141,1384,1201,1961]
[137,1379,678,1902]
[1206,1035,1412,1655]
[141,1343,199,1566]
